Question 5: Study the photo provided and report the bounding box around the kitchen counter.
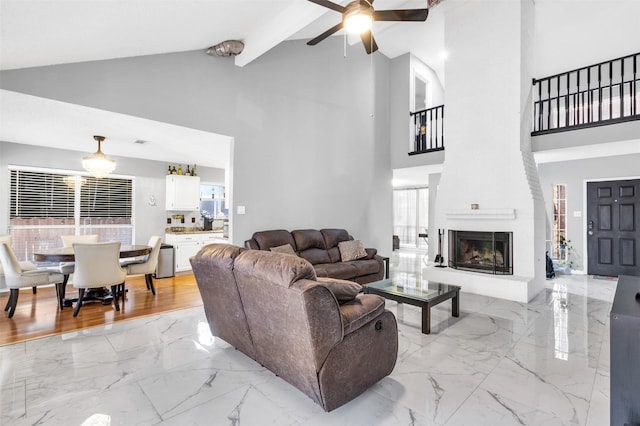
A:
[165,228,226,236]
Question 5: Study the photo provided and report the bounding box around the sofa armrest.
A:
[339,294,386,335]
[244,239,259,250]
[364,248,377,260]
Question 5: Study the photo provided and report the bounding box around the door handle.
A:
[588,221,594,235]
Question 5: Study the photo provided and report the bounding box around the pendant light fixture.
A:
[82,135,116,178]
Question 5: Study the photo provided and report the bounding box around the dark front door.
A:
[587,179,640,276]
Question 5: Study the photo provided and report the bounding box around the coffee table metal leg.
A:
[452,292,460,317]
[422,305,431,334]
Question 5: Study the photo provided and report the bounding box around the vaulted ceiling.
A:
[0,0,443,168]
[0,0,442,72]
[1,0,638,171]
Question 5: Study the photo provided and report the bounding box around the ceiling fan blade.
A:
[307,0,346,13]
[374,9,429,22]
[360,30,378,54]
[307,22,345,46]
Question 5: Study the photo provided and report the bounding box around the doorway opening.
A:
[393,187,428,250]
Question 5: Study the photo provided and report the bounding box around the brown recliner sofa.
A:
[244,228,385,284]
[190,243,398,412]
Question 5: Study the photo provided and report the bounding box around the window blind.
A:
[81,177,132,218]
[10,170,132,219]
[10,170,74,218]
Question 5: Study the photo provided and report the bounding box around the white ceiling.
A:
[0,0,437,71]
[1,0,638,176]
[0,0,439,169]
[0,89,232,169]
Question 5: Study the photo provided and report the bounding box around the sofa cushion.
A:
[321,229,351,248]
[338,240,367,262]
[292,230,331,265]
[253,230,297,251]
[321,229,352,263]
[344,259,380,277]
[293,229,327,251]
[314,262,359,280]
[299,248,331,265]
[339,294,386,335]
[317,277,362,304]
[270,244,297,256]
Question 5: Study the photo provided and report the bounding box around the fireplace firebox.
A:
[448,230,513,275]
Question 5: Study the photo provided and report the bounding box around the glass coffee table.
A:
[363,279,460,334]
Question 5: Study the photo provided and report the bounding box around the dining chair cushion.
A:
[58,234,99,276]
[0,236,37,274]
[61,234,99,247]
[72,242,126,289]
[0,243,64,289]
[125,236,162,276]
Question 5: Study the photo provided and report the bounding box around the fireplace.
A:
[448,230,513,275]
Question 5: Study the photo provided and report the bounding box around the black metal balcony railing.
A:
[409,104,444,155]
[532,52,639,135]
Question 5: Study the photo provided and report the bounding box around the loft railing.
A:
[532,52,639,135]
[409,104,444,155]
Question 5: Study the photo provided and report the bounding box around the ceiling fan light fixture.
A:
[344,2,373,34]
[82,135,116,178]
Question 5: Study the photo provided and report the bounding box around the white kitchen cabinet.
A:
[165,232,227,272]
[166,175,201,211]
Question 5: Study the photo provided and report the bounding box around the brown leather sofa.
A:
[244,228,385,284]
[190,243,398,412]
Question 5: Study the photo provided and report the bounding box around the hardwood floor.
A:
[0,274,203,346]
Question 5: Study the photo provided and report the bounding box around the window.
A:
[393,187,429,249]
[199,184,228,219]
[552,184,567,259]
[8,167,133,261]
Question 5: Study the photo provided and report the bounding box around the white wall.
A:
[0,37,393,252]
[0,141,224,244]
[533,0,640,78]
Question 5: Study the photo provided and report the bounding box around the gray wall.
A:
[0,37,393,252]
[537,153,640,272]
[0,141,224,244]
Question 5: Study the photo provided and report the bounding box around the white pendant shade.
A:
[82,135,116,178]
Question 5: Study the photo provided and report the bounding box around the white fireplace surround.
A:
[430,0,546,303]
[446,208,516,220]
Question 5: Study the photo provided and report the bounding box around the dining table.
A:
[34,244,152,263]
[34,244,152,307]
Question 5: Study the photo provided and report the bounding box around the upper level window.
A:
[8,167,133,261]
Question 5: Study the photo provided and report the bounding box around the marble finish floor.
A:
[1,250,615,425]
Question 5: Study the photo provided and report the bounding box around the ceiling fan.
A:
[306,0,429,54]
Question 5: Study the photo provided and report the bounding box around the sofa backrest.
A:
[190,244,255,359]
[320,229,353,263]
[292,229,331,265]
[233,249,343,406]
[245,228,355,265]
[246,229,297,251]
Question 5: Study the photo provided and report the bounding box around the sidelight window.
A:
[552,183,567,259]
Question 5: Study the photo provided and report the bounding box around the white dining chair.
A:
[0,242,65,318]
[121,236,162,297]
[57,234,99,284]
[0,235,38,293]
[71,242,126,317]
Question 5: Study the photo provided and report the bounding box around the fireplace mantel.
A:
[446,208,516,220]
